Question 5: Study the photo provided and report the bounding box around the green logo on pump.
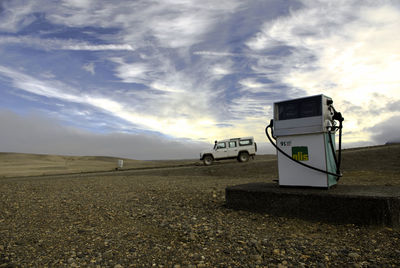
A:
[292,146,309,161]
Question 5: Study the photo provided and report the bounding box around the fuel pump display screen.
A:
[277,95,322,120]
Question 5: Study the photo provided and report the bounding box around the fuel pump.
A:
[265,94,344,188]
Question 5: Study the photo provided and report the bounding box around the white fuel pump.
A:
[265,94,344,188]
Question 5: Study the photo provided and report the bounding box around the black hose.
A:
[330,111,344,180]
[337,120,343,174]
[265,120,342,178]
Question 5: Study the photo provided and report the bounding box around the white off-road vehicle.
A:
[200,137,257,166]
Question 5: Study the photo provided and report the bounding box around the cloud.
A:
[111,58,155,84]
[108,55,233,137]
[82,62,95,75]
[0,36,135,51]
[210,60,234,76]
[1,0,271,142]
[0,65,232,141]
[0,65,82,101]
[369,115,400,144]
[0,0,36,32]
[60,0,94,9]
[43,0,242,48]
[238,78,278,94]
[62,43,134,51]
[193,51,245,57]
[0,109,210,160]
[245,0,400,144]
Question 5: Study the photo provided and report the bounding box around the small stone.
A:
[189,233,196,241]
[67,258,75,264]
[193,253,201,261]
[104,250,113,259]
[248,239,257,246]
[251,254,262,263]
[114,265,123,268]
[273,249,280,255]
[348,252,360,259]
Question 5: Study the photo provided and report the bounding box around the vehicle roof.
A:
[217,136,254,143]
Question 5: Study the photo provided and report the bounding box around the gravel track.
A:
[1,154,400,267]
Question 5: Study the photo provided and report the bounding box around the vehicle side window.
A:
[239,139,253,146]
[217,142,226,149]
[229,141,237,148]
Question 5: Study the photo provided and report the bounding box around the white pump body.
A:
[273,95,338,188]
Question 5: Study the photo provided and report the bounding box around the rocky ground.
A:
[1,145,400,267]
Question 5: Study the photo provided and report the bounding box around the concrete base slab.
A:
[225,182,400,227]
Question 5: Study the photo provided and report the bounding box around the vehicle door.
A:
[214,142,228,159]
[227,140,239,157]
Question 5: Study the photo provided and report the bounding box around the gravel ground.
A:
[1,153,400,267]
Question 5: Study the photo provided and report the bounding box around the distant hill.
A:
[340,143,400,173]
[0,152,195,178]
[385,141,400,145]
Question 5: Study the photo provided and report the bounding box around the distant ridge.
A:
[0,152,195,178]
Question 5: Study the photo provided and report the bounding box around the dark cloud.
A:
[0,110,211,160]
[369,115,400,144]
[388,100,400,112]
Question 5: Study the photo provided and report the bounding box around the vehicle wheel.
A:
[238,152,249,162]
[203,155,213,166]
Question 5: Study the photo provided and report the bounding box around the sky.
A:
[0,0,399,160]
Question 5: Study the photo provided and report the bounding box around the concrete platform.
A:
[225,182,400,227]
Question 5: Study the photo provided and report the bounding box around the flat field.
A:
[0,145,399,267]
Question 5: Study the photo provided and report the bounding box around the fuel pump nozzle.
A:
[326,101,344,179]
[331,108,344,127]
